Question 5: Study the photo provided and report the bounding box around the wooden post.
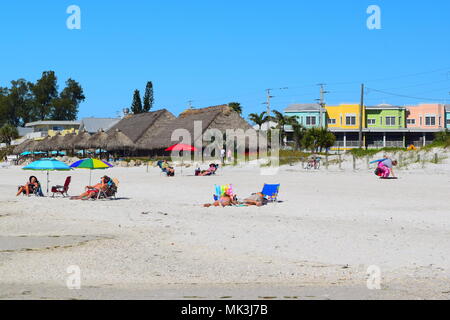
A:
[338,153,342,170]
[352,155,356,171]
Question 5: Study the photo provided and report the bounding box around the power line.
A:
[366,87,446,102]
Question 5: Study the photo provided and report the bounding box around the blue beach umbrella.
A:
[23,158,72,194]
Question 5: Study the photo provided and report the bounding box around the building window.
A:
[425,116,436,126]
[345,116,356,126]
[328,118,336,125]
[406,119,416,125]
[367,119,376,125]
[385,117,396,126]
[447,119,450,126]
[306,116,316,126]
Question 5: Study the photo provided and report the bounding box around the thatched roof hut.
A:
[107,109,175,143]
[105,129,135,151]
[86,130,109,149]
[13,139,37,155]
[38,133,66,152]
[135,105,256,151]
[59,132,77,150]
[71,130,91,150]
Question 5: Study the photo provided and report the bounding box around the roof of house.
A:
[284,103,325,113]
[25,120,81,127]
[79,117,120,133]
[107,109,176,143]
[366,104,405,110]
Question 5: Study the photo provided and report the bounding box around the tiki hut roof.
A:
[39,133,65,151]
[71,130,92,150]
[59,132,77,150]
[135,105,255,151]
[13,139,36,155]
[105,129,135,151]
[86,130,109,149]
[107,109,176,143]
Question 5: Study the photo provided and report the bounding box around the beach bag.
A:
[374,168,382,176]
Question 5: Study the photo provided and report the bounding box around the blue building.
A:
[284,103,327,128]
[446,105,450,129]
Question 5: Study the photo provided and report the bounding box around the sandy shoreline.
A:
[1,158,450,300]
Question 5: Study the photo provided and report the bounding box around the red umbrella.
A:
[164,144,198,175]
[165,144,198,152]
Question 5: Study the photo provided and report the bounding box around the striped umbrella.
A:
[70,158,113,185]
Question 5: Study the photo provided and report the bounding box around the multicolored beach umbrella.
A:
[70,158,113,185]
[22,158,72,194]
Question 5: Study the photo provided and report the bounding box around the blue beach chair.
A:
[261,184,280,202]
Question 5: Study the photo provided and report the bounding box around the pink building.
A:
[406,104,446,129]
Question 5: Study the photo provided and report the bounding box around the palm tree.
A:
[272,110,297,146]
[248,111,268,130]
[0,123,19,146]
[302,127,336,152]
[228,102,242,115]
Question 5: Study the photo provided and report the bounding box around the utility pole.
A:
[265,89,274,118]
[359,84,365,148]
[316,84,329,127]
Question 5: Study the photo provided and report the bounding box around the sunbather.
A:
[196,164,218,176]
[16,176,40,196]
[241,192,266,206]
[203,193,237,207]
[70,176,109,200]
[161,160,175,176]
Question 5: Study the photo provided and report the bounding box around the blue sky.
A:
[0,0,449,120]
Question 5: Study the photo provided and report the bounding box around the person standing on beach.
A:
[220,148,226,164]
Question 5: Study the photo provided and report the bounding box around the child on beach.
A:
[377,158,398,179]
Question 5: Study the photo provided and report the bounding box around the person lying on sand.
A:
[241,192,266,207]
[70,176,109,200]
[203,194,237,207]
[196,164,218,176]
[16,176,40,196]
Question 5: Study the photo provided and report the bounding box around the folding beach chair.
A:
[97,178,119,200]
[261,184,280,202]
[51,176,71,198]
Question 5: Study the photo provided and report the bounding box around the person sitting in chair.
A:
[17,176,41,196]
[161,160,175,176]
[70,176,109,200]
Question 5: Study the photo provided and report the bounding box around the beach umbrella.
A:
[40,133,65,152]
[22,158,72,194]
[165,144,198,174]
[70,158,113,185]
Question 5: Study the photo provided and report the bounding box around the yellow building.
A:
[325,104,365,130]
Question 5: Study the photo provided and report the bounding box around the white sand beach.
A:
[1,154,450,300]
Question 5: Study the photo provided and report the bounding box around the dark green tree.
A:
[228,102,242,115]
[50,79,85,120]
[0,123,19,146]
[131,89,143,114]
[9,79,34,126]
[142,81,154,112]
[30,71,58,120]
